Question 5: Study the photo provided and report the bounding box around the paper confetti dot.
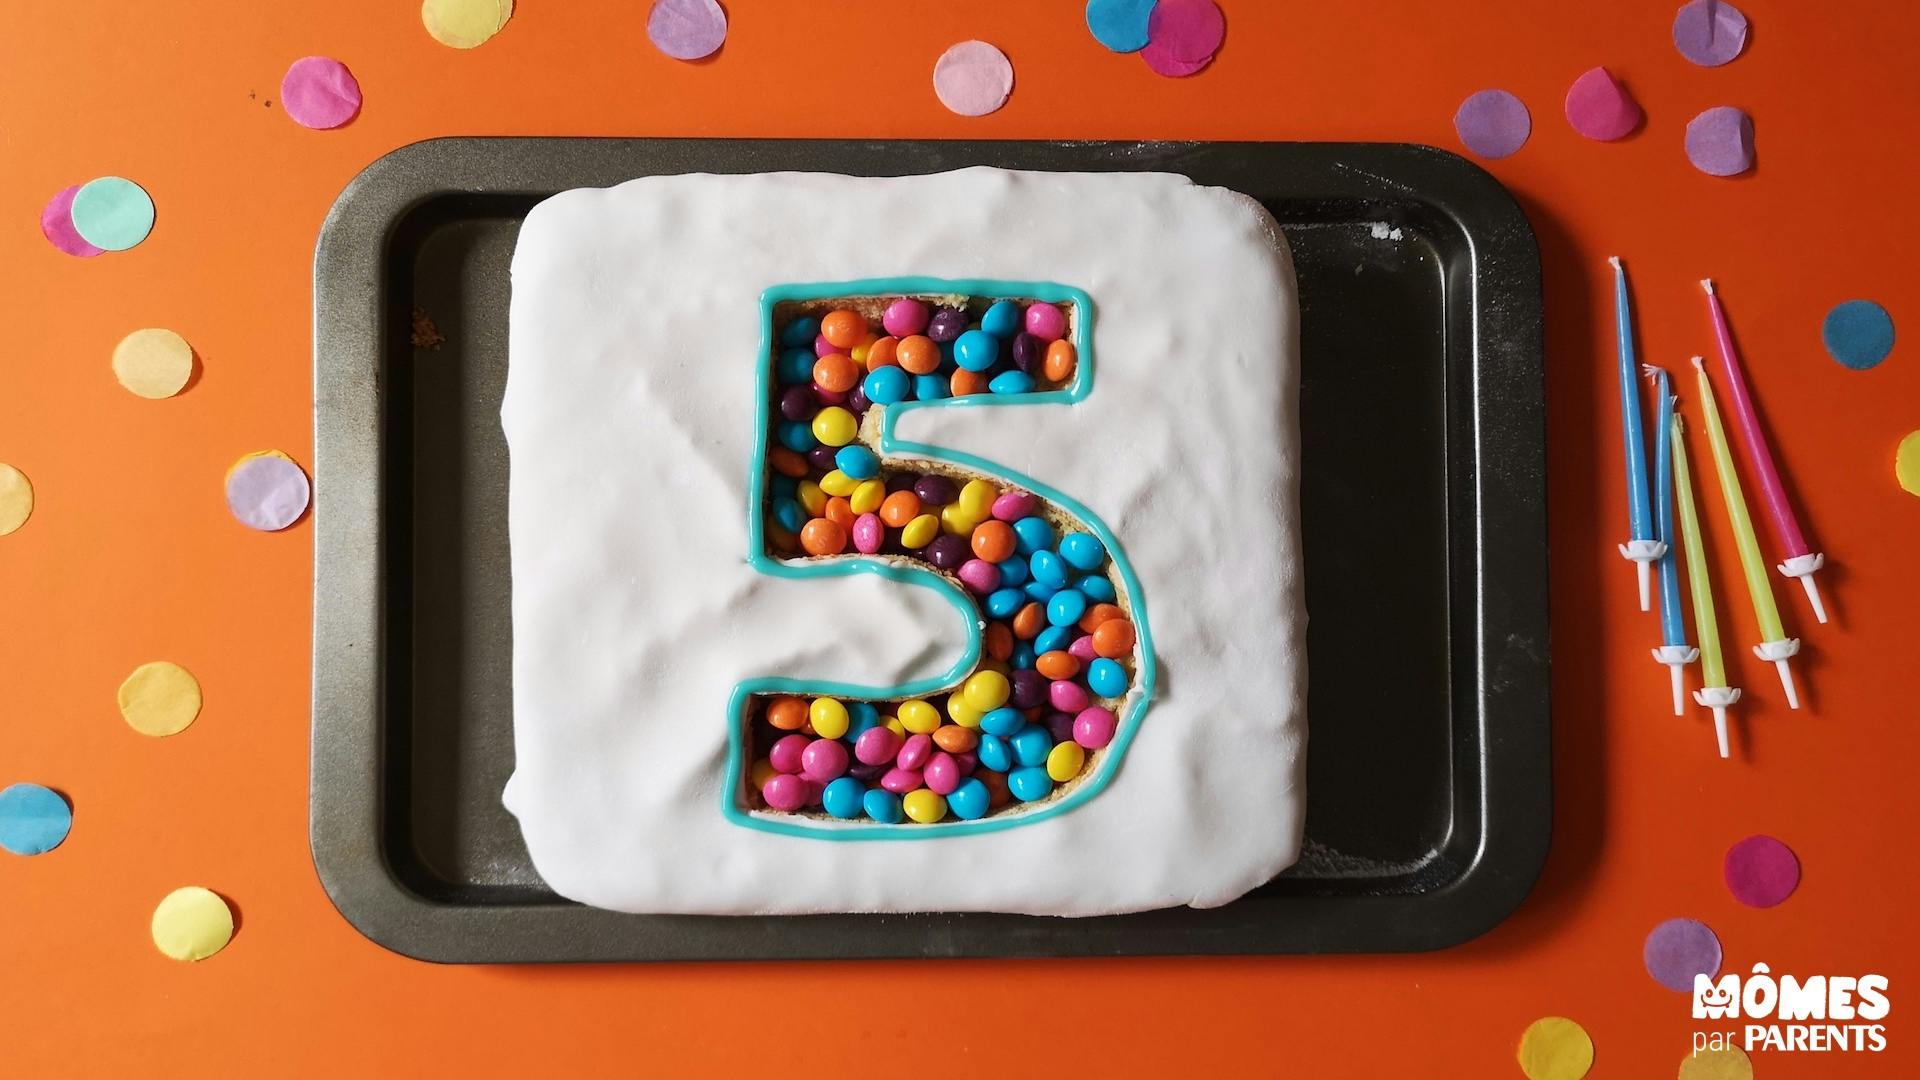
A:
[1724,834,1800,907]
[1455,89,1532,159]
[281,57,362,130]
[1645,918,1723,992]
[1565,67,1642,142]
[1086,0,1155,53]
[1147,0,1225,61]
[70,177,155,252]
[1678,1046,1753,1080]
[226,450,311,531]
[1517,1017,1594,1080]
[112,328,195,399]
[151,887,234,962]
[1685,107,1754,177]
[933,41,1014,117]
[118,661,203,738]
[0,784,72,856]
[422,0,513,50]
[1673,0,1749,67]
[0,463,31,537]
[1823,299,1895,371]
[41,185,104,258]
[647,0,728,61]
[1900,432,1920,497]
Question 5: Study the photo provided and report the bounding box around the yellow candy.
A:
[940,503,980,537]
[958,479,998,519]
[849,479,886,514]
[812,406,858,447]
[809,697,850,739]
[818,469,859,497]
[898,699,941,734]
[902,789,948,823]
[797,480,827,516]
[750,759,778,789]
[883,717,906,736]
[1046,740,1086,782]
[900,514,939,549]
[961,670,1010,711]
[851,342,870,363]
[946,695,983,727]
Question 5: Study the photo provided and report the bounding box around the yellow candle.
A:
[1670,414,1724,688]
[1694,359,1786,643]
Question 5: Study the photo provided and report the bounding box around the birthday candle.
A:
[1611,258,1663,611]
[1671,412,1736,757]
[1646,366,1698,716]
[1694,357,1802,709]
[1701,280,1828,623]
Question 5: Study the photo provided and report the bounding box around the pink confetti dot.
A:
[933,41,1014,118]
[1564,66,1642,142]
[1141,0,1224,78]
[41,185,104,258]
[1724,834,1799,907]
[647,0,727,62]
[281,56,362,130]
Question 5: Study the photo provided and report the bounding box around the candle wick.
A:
[1701,278,1716,295]
[1641,363,1664,380]
[1608,255,1623,270]
[1690,354,1708,372]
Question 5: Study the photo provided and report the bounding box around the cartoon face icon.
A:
[1694,976,1738,1019]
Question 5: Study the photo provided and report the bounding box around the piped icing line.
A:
[726,277,1158,839]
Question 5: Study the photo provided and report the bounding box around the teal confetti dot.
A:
[1086,0,1156,53]
[1822,299,1895,370]
[0,783,72,856]
[70,176,155,252]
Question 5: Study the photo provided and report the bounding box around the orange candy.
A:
[932,725,979,753]
[1043,339,1077,383]
[823,497,855,529]
[1093,617,1135,658]
[984,621,1013,661]
[1079,602,1126,633]
[1010,602,1046,640]
[813,353,860,393]
[820,309,866,349]
[979,769,1012,808]
[951,369,989,397]
[1035,650,1080,680]
[897,334,940,374]
[866,336,899,370]
[879,490,921,528]
[970,520,1017,562]
[766,697,809,731]
[799,517,848,556]
[769,447,810,478]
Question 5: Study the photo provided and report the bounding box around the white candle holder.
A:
[1776,552,1828,625]
[1651,644,1700,717]
[1694,685,1742,759]
[1752,638,1802,709]
[1618,538,1668,612]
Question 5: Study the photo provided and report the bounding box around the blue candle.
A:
[1612,258,1653,541]
[1648,369,1687,647]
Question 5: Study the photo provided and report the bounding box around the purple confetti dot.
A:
[1454,89,1532,160]
[1674,0,1749,68]
[1724,834,1800,907]
[1685,106,1754,177]
[226,453,311,532]
[40,184,104,258]
[647,0,728,62]
[1644,917,1723,992]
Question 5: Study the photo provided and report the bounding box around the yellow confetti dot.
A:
[0,463,31,536]
[150,886,234,961]
[111,327,194,399]
[1517,1016,1594,1080]
[117,661,203,737]
[1897,430,1920,497]
[422,0,513,49]
[1678,1046,1753,1080]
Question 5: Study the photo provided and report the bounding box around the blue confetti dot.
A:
[1823,300,1895,370]
[0,784,72,856]
[1086,0,1155,53]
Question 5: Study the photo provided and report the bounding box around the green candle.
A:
[1693,359,1785,643]
[1670,414,1724,689]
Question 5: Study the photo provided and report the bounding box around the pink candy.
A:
[880,766,924,794]
[762,773,808,811]
[897,732,934,771]
[1067,635,1099,663]
[1050,680,1090,712]
[855,726,903,766]
[853,512,885,553]
[991,491,1038,521]
[957,558,1002,594]
[800,737,849,782]
[769,733,810,773]
[1073,706,1117,749]
[1024,302,1066,342]
[924,751,961,795]
[814,333,838,358]
[883,298,930,337]
[811,384,848,406]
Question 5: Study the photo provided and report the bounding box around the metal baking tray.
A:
[312,138,1548,962]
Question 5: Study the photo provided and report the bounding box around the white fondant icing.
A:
[502,168,1306,915]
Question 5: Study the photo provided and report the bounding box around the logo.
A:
[1692,964,1889,1055]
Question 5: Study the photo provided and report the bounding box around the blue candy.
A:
[770,474,799,498]
[977,732,1013,772]
[774,498,806,533]
[1047,589,1089,627]
[1012,516,1056,555]
[835,444,880,480]
[1058,531,1107,571]
[989,370,1035,394]
[1086,657,1128,698]
[822,777,866,819]
[780,316,821,348]
[1009,765,1054,802]
[846,701,882,740]
[863,788,904,823]
[947,777,990,820]
[985,587,1025,619]
[1010,724,1052,767]
[1034,625,1073,655]
[776,420,817,452]
[981,299,1022,338]
[1076,574,1117,603]
[953,330,999,372]
[996,556,1030,587]
[915,374,950,401]
[777,348,817,384]
[1011,643,1036,670]
[1024,579,1062,604]
[1029,548,1069,589]
[981,707,1026,738]
[863,365,911,405]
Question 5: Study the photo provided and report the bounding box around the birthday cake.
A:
[501,167,1307,916]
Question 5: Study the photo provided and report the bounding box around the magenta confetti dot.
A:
[41,185,104,258]
[1454,89,1532,159]
[280,56,362,130]
[1565,66,1642,142]
[647,0,727,62]
[1673,0,1749,67]
[1724,834,1800,907]
[226,453,311,532]
[1644,917,1723,992]
[1140,38,1214,78]
[1686,106,1754,176]
[933,40,1014,117]
[1146,0,1225,62]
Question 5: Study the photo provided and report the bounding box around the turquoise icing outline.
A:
[724,277,1158,839]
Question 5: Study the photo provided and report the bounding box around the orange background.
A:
[1,0,1916,1075]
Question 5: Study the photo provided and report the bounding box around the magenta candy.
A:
[1044,711,1078,742]
[1067,634,1098,662]
[1050,679,1091,712]
[762,773,808,811]
[958,559,1002,594]
[897,732,934,770]
[800,737,850,782]
[883,298,931,337]
[991,491,1038,521]
[855,726,904,766]
[924,752,961,795]
[769,733,810,773]
[1073,706,1117,749]
[811,384,849,406]
[814,334,838,358]
[853,512,885,553]
[802,779,825,807]
[880,766,924,794]
[952,750,978,776]
[1024,302,1067,341]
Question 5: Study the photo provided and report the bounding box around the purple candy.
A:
[1010,332,1040,372]
[848,762,886,782]
[958,559,1002,594]
[1073,706,1117,749]
[1673,0,1748,67]
[808,446,839,472]
[887,471,922,493]
[811,383,847,406]
[846,385,871,415]
[991,491,1038,521]
[1453,88,1532,160]
[853,513,885,554]
[914,475,958,506]
[927,307,966,343]
[800,738,850,782]
[883,298,930,337]
[779,385,817,421]
[926,534,969,570]
[951,750,978,777]
[1009,668,1049,710]
[924,752,960,795]
[1685,106,1754,177]
[879,766,924,794]
[855,726,903,766]
[1044,712,1078,742]
[769,733,810,774]
[1050,680,1091,712]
